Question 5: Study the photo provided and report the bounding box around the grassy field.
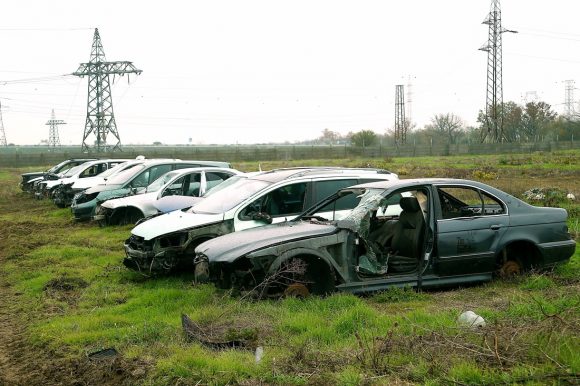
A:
[0,151,578,385]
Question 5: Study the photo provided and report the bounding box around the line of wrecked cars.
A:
[22,160,576,297]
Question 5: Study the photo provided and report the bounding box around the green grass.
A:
[1,153,579,385]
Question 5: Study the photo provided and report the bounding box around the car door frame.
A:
[232,180,312,232]
[432,183,509,276]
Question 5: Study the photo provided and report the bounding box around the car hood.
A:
[153,196,204,213]
[197,220,338,263]
[72,176,106,190]
[45,177,72,188]
[132,210,225,240]
[102,192,157,209]
[22,171,44,178]
[85,183,123,194]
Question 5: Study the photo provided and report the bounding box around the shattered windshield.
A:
[146,171,180,192]
[188,176,270,214]
[339,189,386,236]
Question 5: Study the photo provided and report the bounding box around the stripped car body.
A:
[124,168,399,274]
[36,159,128,200]
[94,167,241,225]
[20,158,96,192]
[71,159,232,221]
[52,159,146,208]
[45,159,130,207]
[194,178,576,296]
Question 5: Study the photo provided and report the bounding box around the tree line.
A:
[309,101,580,147]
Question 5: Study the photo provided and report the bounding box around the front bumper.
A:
[71,199,97,221]
[123,235,185,274]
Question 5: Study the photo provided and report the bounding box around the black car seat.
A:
[389,196,426,272]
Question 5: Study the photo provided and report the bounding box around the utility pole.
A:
[73,28,142,152]
[46,109,65,148]
[564,80,575,118]
[394,84,407,145]
[479,0,517,143]
[0,101,7,146]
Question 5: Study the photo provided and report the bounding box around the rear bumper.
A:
[538,239,576,264]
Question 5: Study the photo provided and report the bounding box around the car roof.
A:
[165,167,241,177]
[351,178,497,191]
[138,159,231,168]
[248,167,395,184]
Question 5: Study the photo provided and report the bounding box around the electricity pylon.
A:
[46,109,65,147]
[0,101,7,146]
[73,28,142,152]
[394,84,407,145]
[564,80,575,118]
[479,0,517,143]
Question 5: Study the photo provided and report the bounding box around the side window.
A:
[315,179,358,211]
[205,172,232,192]
[183,173,202,196]
[162,176,187,197]
[79,163,104,178]
[240,182,307,219]
[437,186,503,219]
[481,191,506,215]
[148,165,172,185]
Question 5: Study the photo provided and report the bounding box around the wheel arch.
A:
[496,239,543,270]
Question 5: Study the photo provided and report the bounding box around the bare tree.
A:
[425,113,464,144]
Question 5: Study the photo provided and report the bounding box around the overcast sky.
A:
[1,0,579,146]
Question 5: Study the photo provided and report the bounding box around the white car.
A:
[95,167,241,225]
[52,158,152,207]
[124,167,399,274]
[36,159,129,201]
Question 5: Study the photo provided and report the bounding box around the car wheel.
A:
[498,259,522,278]
[283,283,310,298]
[194,261,210,284]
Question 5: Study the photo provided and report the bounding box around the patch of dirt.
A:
[0,280,151,385]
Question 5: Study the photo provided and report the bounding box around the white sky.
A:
[1,0,579,145]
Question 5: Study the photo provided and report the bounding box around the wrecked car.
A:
[193,178,576,297]
[20,158,96,192]
[124,167,399,274]
[71,159,232,221]
[52,158,147,208]
[94,167,241,225]
[40,159,130,206]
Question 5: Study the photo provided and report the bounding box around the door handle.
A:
[490,224,501,231]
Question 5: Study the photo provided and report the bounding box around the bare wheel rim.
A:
[284,283,310,298]
[500,260,521,278]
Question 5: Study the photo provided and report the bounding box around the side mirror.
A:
[252,212,272,224]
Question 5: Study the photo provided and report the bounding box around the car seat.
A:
[388,196,426,272]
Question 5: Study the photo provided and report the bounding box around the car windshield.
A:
[105,164,147,185]
[62,164,85,177]
[48,160,70,173]
[146,171,180,192]
[188,176,270,214]
[98,162,128,179]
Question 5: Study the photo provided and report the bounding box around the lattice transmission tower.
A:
[73,28,142,152]
[46,109,65,147]
[394,85,407,145]
[0,101,7,147]
[564,80,575,118]
[479,0,516,143]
